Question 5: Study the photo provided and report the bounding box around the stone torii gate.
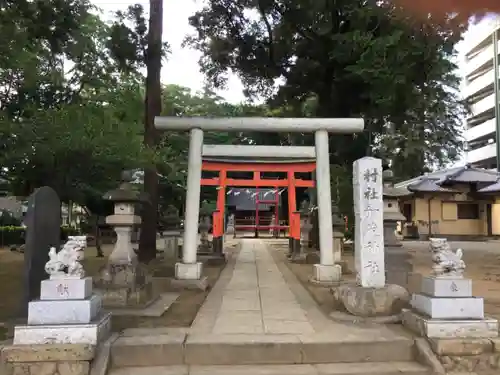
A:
[154,117,364,284]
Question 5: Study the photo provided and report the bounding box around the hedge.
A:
[0,226,81,247]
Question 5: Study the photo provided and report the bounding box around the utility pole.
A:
[494,27,500,171]
[139,0,163,262]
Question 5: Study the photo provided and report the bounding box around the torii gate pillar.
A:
[155,117,364,285]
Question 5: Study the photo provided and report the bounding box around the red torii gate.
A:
[200,160,316,253]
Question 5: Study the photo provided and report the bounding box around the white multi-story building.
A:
[464,18,500,169]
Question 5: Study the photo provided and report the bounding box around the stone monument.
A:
[22,186,61,316]
[331,157,409,319]
[95,172,154,308]
[14,236,111,344]
[354,157,385,288]
[382,168,413,289]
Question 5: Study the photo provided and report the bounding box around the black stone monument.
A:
[22,186,61,316]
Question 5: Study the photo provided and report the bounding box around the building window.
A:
[457,203,479,220]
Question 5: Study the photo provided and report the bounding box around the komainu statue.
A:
[429,238,465,278]
[44,236,87,279]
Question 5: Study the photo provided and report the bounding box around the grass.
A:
[275,240,500,322]
[0,243,230,340]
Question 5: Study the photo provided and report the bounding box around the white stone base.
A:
[311,264,341,284]
[40,277,93,300]
[402,309,498,338]
[14,312,111,345]
[28,295,102,325]
[175,262,203,280]
[411,294,484,319]
[421,277,472,298]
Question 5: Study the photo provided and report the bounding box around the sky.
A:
[93,0,246,103]
[93,1,492,118]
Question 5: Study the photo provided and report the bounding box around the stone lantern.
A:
[299,201,313,251]
[160,205,182,259]
[382,168,413,289]
[382,169,408,247]
[290,201,311,262]
[332,203,346,268]
[95,171,153,308]
[197,205,212,254]
[332,204,345,263]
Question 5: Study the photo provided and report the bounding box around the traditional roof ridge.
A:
[407,179,458,193]
[395,166,500,190]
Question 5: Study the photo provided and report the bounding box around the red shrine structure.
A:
[200,158,316,254]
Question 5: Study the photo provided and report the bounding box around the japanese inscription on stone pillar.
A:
[353,157,385,288]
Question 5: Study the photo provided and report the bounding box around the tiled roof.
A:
[395,166,500,193]
[407,180,458,193]
[383,185,413,197]
[478,181,500,193]
[437,167,498,184]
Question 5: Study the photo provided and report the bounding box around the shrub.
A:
[0,225,81,247]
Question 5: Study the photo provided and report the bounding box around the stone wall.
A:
[429,337,500,373]
[1,343,95,375]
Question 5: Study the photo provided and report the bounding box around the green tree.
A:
[156,84,269,212]
[186,0,466,179]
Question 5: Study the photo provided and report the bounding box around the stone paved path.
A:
[191,239,409,339]
[216,240,314,335]
[107,239,425,375]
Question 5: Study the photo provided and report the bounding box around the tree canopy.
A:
[0,0,471,254]
[186,0,467,180]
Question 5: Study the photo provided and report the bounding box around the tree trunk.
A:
[94,216,104,258]
[138,0,163,263]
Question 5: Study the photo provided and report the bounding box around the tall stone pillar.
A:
[179,128,204,280]
[311,130,341,284]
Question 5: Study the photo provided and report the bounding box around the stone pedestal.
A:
[14,277,110,345]
[385,248,412,289]
[310,264,341,285]
[331,283,410,319]
[175,262,203,280]
[2,343,97,375]
[171,262,208,290]
[403,276,498,338]
[95,262,153,308]
[401,239,500,372]
[402,276,500,373]
[163,230,181,259]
